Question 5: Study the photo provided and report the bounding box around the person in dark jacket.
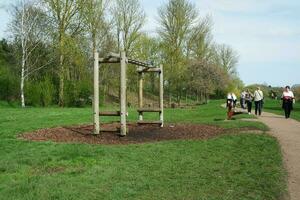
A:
[245,89,253,114]
[281,86,295,119]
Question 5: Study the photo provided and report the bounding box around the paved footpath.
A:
[258,112,300,200]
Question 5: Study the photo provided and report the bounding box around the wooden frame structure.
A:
[93,51,164,136]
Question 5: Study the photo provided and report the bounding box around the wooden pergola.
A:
[93,51,164,136]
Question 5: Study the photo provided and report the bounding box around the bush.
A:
[40,77,55,106]
[25,77,55,107]
[0,66,19,102]
[64,79,92,107]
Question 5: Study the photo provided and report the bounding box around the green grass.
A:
[0,100,267,139]
[264,99,300,121]
[0,100,286,199]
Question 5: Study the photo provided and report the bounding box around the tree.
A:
[186,16,212,60]
[9,0,50,107]
[214,44,239,76]
[112,0,146,55]
[158,0,198,104]
[44,0,85,106]
[82,0,109,55]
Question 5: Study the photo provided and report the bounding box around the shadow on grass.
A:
[214,118,224,121]
[214,118,237,121]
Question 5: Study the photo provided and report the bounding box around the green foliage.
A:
[3,0,240,107]
[0,66,19,102]
[0,39,19,102]
[25,77,55,107]
[64,79,92,107]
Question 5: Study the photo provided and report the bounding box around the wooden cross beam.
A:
[99,52,159,69]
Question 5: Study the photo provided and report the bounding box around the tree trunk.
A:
[20,57,26,108]
[58,53,64,107]
[168,91,172,107]
[20,0,26,108]
[58,30,65,107]
[103,85,107,106]
[185,92,188,105]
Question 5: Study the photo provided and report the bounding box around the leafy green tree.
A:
[112,0,146,55]
[44,0,86,107]
[158,0,198,105]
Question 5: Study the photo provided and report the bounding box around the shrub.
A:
[25,77,55,107]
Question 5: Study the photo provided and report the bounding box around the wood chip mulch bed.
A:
[19,123,230,145]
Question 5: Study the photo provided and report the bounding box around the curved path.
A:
[258,112,300,200]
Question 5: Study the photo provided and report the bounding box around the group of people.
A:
[227,86,295,120]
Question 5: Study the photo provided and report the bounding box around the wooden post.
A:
[120,51,127,136]
[138,69,144,121]
[159,64,164,127]
[93,51,100,134]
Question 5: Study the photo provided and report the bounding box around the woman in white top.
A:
[281,86,295,119]
[253,87,264,116]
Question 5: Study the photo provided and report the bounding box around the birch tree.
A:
[9,0,50,107]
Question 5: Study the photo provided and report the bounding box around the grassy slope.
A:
[264,99,300,121]
[0,100,285,200]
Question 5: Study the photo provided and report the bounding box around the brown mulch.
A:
[20,123,227,145]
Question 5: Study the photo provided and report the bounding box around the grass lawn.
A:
[264,99,300,121]
[0,100,286,199]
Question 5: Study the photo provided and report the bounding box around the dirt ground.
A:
[20,123,228,145]
[257,112,300,200]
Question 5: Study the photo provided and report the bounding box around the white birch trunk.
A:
[20,0,26,108]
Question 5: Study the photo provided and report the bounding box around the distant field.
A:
[0,100,286,200]
[264,99,300,121]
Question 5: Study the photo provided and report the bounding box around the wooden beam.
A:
[99,111,121,116]
[107,52,120,58]
[159,64,164,127]
[137,108,162,113]
[128,59,156,68]
[99,57,120,63]
[120,51,127,136]
[93,52,100,134]
[137,68,161,73]
[138,68,144,121]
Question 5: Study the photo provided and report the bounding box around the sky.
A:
[1,0,299,87]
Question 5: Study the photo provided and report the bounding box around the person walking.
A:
[245,89,253,114]
[240,90,246,109]
[281,86,295,119]
[253,87,264,116]
[226,92,237,120]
